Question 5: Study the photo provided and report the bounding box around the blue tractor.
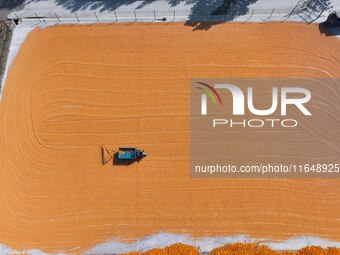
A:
[118,148,147,160]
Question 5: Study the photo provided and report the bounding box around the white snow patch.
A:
[83,233,340,254]
[266,236,340,251]
[0,233,339,254]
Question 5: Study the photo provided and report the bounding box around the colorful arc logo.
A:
[196,82,223,107]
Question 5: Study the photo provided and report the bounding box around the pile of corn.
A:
[10,243,340,255]
[121,242,340,255]
[211,242,277,255]
[121,243,200,255]
[293,246,340,255]
[210,243,340,255]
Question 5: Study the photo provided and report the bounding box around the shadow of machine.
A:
[113,152,142,166]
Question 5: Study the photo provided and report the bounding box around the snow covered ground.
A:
[83,234,340,255]
[0,233,340,255]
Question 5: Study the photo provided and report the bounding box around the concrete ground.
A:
[4,0,339,23]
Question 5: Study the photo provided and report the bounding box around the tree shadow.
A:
[22,0,332,30]
[0,0,25,10]
[289,0,332,24]
[295,0,331,14]
[26,0,143,13]
[24,0,258,30]
[318,22,340,36]
[184,0,257,30]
